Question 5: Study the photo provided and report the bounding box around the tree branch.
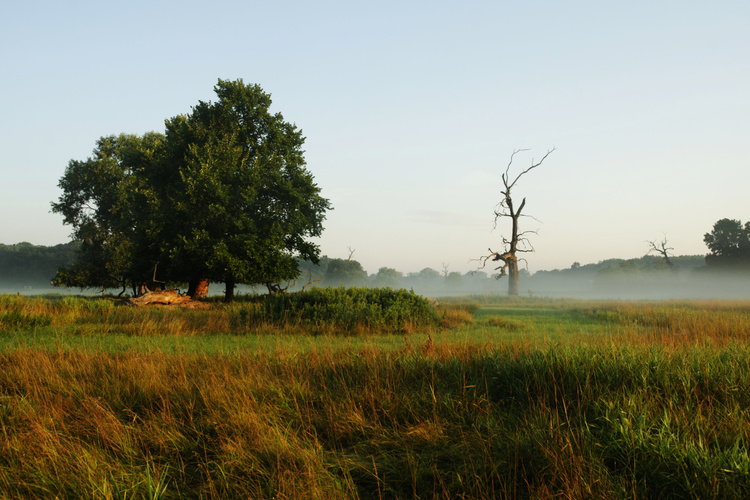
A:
[647,236,676,269]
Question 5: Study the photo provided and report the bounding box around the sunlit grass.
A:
[2,294,750,498]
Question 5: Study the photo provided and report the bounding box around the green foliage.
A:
[254,287,439,334]
[323,259,368,287]
[51,80,330,299]
[0,242,77,285]
[153,80,330,294]
[51,133,164,291]
[704,218,750,269]
[371,267,402,288]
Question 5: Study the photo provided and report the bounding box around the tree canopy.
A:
[52,79,331,300]
[324,258,368,287]
[704,218,750,269]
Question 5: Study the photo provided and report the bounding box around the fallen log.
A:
[126,289,207,308]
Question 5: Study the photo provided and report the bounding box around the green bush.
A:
[248,287,440,334]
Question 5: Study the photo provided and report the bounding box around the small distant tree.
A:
[324,258,368,286]
[446,271,464,288]
[704,218,750,269]
[416,267,442,285]
[372,267,403,288]
[0,242,78,286]
[477,148,554,295]
[647,237,677,271]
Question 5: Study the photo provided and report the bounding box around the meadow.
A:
[1,292,750,499]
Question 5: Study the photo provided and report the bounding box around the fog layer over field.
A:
[2,242,748,300]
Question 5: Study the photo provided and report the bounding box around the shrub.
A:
[245,287,440,334]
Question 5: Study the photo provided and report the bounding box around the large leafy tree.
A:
[51,133,163,294]
[150,79,331,300]
[704,218,750,269]
[53,79,331,300]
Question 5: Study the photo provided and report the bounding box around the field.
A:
[1,293,750,499]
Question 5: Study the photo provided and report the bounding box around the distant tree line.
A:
[5,217,748,296]
[295,257,498,293]
[0,242,77,286]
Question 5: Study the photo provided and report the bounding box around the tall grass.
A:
[2,343,750,498]
[0,289,454,338]
[1,295,750,498]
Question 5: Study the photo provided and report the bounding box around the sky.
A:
[1,1,748,276]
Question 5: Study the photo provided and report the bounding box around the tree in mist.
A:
[477,148,555,295]
[324,258,367,286]
[647,237,677,271]
[372,267,403,288]
[446,271,464,288]
[404,268,442,290]
[0,242,78,285]
[704,218,750,269]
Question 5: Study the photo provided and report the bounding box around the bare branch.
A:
[301,270,324,291]
[503,149,530,189]
[647,236,676,270]
[505,147,555,192]
[517,229,539,238]
[520,213,544,224]
[477,147,555,294]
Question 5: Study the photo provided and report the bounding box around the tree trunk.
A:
[508,260,520,296]
[188,278,209,298]
[224,278,235,302]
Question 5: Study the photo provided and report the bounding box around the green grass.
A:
[1,294,750,498]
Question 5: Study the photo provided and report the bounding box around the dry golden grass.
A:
[2,295,750,498]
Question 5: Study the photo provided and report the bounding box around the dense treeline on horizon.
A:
[0,240,743,298]
[0,242,77,287]
[3,217,749,298]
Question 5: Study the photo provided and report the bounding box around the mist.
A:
[2,242,749,301]
[236,254,750,301]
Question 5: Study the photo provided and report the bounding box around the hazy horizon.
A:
[2,1,748,276]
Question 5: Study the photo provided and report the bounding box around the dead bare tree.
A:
[477,148,555,295]
[441,262,450,278]
[647,237,677,271]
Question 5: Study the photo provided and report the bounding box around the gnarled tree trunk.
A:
[508,260,520,296]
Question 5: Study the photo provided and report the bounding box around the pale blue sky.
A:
[1,1,748,274]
